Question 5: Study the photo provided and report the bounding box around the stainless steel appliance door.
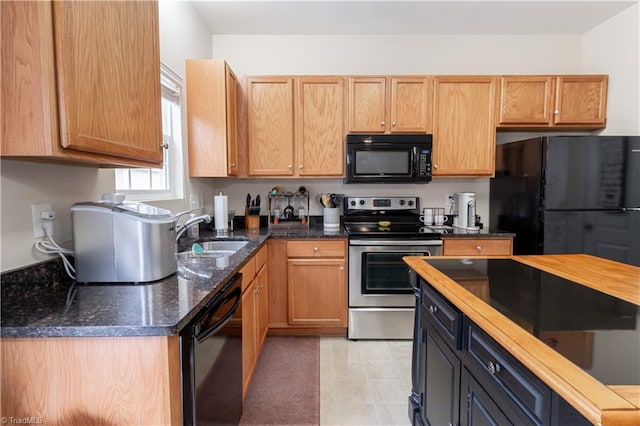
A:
[349,241,442,307]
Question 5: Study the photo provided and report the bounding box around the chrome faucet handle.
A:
[175,214,212,241]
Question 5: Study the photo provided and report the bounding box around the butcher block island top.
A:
[404,254,640,426]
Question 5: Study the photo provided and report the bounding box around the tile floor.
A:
[319,337,413,425]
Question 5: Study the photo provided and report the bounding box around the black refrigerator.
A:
[490,136,640,267]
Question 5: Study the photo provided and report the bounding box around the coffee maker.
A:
[453,192,479,230]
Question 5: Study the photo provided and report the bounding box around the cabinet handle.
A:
[380,121,386,126]
[554,110,560,114]
[392,121,397,126]
[314,247,319,253]
[230,162,236,167]
[339,266,344,271]
[428,305,438,314]
[488,361,500,375]
[433,164,438,169]
[299,165,303,169]
[288,165,293,169]
[476,245,482,252]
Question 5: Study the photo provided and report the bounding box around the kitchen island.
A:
[405,254,640,426]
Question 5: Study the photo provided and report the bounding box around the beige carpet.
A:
[240,336,320,425]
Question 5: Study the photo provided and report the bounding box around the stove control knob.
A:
[399,200,405,206]
[350,200,356,206]
[408,200,414,206]
[359,200,365,205]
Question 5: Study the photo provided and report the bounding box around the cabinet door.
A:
[1,1,59,157]
[432,76,497,177]
[186,59,238,177]
[348,77,387,133]
[461,368,512,426]
[497,76,555,125]
[554,75,607,126]
[225,65,239,176]
[390,77,430,133]
[247,77,295,175]
[419,323,461,426]
[287,258,347,326]
[241,280,257,396]
[53,1,163,163]
[255,264,269,352]
[296,77,345,176]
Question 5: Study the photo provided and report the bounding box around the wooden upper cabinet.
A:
[554,75,608,126]
[389,77,430,133]
[296,77,346,176]
[1,0,163,167]
[186,59,239,177]
[432,76,497,177]
[497,75,608,128]
[348,76,430,133]
[348,77,387,133]
[246,77,295,176]
[497,76,555,125]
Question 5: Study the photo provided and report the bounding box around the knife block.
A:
[244,207,260,230]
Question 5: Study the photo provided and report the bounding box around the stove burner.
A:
[342,196,442,240]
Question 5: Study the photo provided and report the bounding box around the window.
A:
[115,63,184,201]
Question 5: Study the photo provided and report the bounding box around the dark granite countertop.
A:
[1,220,346,339]
[424,226,515,238]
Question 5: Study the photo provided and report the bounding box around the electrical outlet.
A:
[190,194,202,211]
[31,203,52,238]
[446,194,455,207]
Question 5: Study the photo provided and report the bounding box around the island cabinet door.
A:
[418,320,461,426]
[461,368,512,426]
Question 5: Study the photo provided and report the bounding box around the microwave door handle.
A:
[411,146,417,176]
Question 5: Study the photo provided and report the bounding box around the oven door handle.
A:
[349,239,442,246]
[195,287,241,343]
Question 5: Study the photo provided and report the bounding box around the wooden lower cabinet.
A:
[240,244,268,397]
[1,336,182,425]
[442,237,513,256]
[268,238,348,335]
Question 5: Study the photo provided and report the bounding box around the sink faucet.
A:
[176,214,211,241]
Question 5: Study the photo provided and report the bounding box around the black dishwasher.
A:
[181,273,242,426]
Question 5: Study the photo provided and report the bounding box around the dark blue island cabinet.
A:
[410,276,590,426]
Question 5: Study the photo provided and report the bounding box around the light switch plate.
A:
[190,194,202,211]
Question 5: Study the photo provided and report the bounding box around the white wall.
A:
[0,1,213,272]
[210,34,584,225]
[581,3,640,135]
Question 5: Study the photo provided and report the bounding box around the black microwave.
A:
[345,134,433,183]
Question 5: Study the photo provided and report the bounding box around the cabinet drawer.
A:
[421,281,462,349]
[287,240,346,258]
[255,244,268,271]
[443,238,512,256]
[240,256,256,292]
[466,321,552,425]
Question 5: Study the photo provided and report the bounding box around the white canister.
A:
[323,207,340,228]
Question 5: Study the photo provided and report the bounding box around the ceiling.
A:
[189,0,637,35]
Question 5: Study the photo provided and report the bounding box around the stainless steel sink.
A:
[199,240,248,252]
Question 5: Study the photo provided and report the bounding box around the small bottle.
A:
[273,201,280,224]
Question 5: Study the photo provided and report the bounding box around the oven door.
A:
[349,240,442,307]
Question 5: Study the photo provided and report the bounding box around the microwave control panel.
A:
[417,148,432,178]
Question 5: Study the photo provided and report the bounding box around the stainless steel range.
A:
[343,196,442,340]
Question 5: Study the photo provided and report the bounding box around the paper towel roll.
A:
[214,193,228,231]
